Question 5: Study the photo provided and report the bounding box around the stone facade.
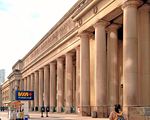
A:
[3,0,150,119]
[1,80,10,106]
[0,85,2,107]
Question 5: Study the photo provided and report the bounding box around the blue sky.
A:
[0,0,77,79]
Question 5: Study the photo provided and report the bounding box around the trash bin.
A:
[24,116,28,120]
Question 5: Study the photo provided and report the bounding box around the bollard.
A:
[24,115,28,120]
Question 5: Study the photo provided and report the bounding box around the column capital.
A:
[106,24,121,32]
[44,64,50,69]
[57,57,64,62]
[34,70,38,74]
[27,75,30,78]
[75,46,80,51]
[139,4,150,11]
[79,31,93,39]
[94,20,110,28]
[122,0,143,9]
[31,73,34,76]
[39,68,44,72]
[65,52,75,57]
[50,61,56,65]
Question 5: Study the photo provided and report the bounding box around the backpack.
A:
[116,112,124,120]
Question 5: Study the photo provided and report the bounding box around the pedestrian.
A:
[20,109,24,120]
[16,110,21,120]
[109,104,127,120]
[9,110,14,120]
[11,110,16,120]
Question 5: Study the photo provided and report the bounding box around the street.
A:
[0,111,109,120]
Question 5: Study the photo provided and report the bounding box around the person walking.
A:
[16,110,19,120]
[109,104,127,120]
[20,109,24,120]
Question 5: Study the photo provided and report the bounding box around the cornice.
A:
[21,28,78,74]
[72,0,93,19]
[1,80,10,89]
[72,0,100,21]
[12,60,22,70]
[7,70,21,79]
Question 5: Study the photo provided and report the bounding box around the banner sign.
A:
[15,91,34,100]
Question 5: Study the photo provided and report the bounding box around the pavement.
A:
[0,111,109,120]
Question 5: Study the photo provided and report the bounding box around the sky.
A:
[0,0,77,79]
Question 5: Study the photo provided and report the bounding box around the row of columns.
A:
[9,80,19,101]
[79,0,150,117]
[21,48,80,113]
[79,19,121,117]
[16,1,150,118]
[138,4,150,106]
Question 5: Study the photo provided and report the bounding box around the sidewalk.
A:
[0,112,8,120]
[0,111,109,120]
[29,112,109,120]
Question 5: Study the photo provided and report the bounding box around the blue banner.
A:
[15,91,34,100]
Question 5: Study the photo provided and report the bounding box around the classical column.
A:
[94,21,108,117]
[107,24,119,113]
[34,71,39,111]
[106,28,110,109]
[50,62,56,112]
[30,73,34,111]
[122,0,141,113]
[44,65,50,108]
[39,68,44,110]
[57,58,64,112]
[73,64,76,109]
[19,79,23,90]
[65,52,73,113]
[138,4,150,106]
[10,82,13,101]
[80,32,90,116]
[15,80,19,90]
[27,75,31,110]
[13,81,16,100]
[76,46,80,113]
[24,77,27,90]
[27,76,30,90]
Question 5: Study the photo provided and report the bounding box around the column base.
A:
[123,106,150,120]
[65,106,72,113]
[31,107,34,111]
[35,107,38,111]
[50,106,55,112]
[57,106,64,113]
[96,106,108,118]
[80,106,91,116]
[76,107,80,114]
[107,106,114,117]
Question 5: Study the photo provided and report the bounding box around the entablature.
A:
[12,60,23,71]
[23,16,78,69]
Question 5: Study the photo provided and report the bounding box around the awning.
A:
[8,101,23,108]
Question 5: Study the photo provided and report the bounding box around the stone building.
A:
[6,0,150,119]
[1,80,11,107]
[0,85,2,107]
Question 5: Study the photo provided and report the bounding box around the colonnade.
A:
[20,48,80,113]
[16,0,150,118]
